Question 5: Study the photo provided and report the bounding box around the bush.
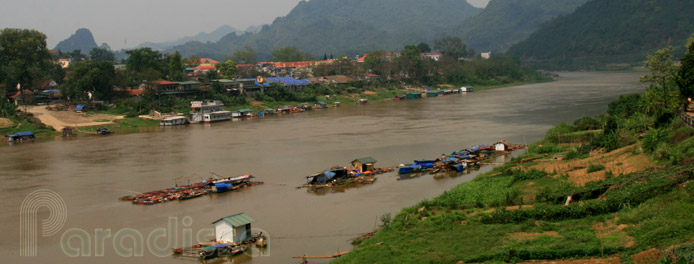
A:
[608,94,642,118]
[574,116,603,131]
[531,143,566,155]
[587,164,606,173]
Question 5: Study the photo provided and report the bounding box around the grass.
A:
[335,112,694,263]
[0,115,58,138]
[77,117,159,133]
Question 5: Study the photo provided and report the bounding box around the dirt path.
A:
[24,105,124,131]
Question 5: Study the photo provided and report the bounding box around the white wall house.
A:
[481,52,491,60]
[212,213,255,244]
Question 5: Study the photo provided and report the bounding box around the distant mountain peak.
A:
[55,28,99,54]
[137,25,262,51]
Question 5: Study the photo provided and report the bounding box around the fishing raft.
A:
[119,173,263,205]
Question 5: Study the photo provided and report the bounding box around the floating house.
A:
[406,92,423,99]
[414,160,435,169]
[160,116,187,126]
[6,131,35,142]
[232,109,254,118]
[212,213,255,244]
[460,86,474,92]
[306,168,348,185]
[352,157,377,172]
[190,100,231,123]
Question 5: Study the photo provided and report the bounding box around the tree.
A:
[216,59,237,79]
[68,49,87,62]
[396,45,422,79]
[641,46,676,89]
[126,48,165,76]
[62,61,116,101]
[364,51,385,73]
[640,46,679,115]
[417,42,432,53]
[434,36,469,59]
[232,46,258,65]
[183,55,200,68]
[168,51,183,81]
[271,47,312,62]
[89,47,115,62]
[0,28,54,93]
[677,41,694,99]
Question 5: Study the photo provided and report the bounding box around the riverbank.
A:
[7,79,551,141]
[333,95,694,263]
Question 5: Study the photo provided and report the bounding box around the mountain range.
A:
[507,0,694,69]
[457,0,589,52]
[170,0,483,60]
[137,25,263,51]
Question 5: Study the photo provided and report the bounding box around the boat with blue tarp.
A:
[5,131,35,142]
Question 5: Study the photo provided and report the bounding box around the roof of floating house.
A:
[7,131,34,137]
[211,213,255,227]
[353,157,377,164]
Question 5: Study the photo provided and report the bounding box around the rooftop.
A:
[353,157,377,164]
[212,213,255,227]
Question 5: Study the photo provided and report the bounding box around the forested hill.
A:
[507,0,694,70]
[457,0,589,53]
[171,0,481,60]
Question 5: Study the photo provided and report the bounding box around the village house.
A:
[481,51,491,60]
[422,52,443,61]
[212,213,255,244]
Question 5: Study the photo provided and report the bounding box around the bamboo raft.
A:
[119,173,263,205]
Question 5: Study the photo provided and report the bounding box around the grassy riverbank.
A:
[334,95,694,263]
[0,115,59,138]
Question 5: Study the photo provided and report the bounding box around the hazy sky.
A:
[0,0,489,50]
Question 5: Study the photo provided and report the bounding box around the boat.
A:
[160,116,188,126]
[460,86,474,92]
[6,131,35,142]
[190,100,231,123]
[398,164,424,174]
[232,109,254,118]
[358,99,369,104]
[96,127,112,135]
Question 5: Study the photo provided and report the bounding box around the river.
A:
[0,72,644,263]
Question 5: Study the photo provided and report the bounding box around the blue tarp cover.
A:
[74,105,84,111]
[213,244,229,248]
[323,171,336,180]
[11,131,35,137]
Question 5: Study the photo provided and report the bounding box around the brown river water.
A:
[0,72,644,263]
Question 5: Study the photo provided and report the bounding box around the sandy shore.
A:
[23,105,124,131]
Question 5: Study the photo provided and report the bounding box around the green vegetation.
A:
[0,115,58,137]
[335,43,694,264]
[456,0,589,52]
[77,118,159,134]
[508,0,694,70]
